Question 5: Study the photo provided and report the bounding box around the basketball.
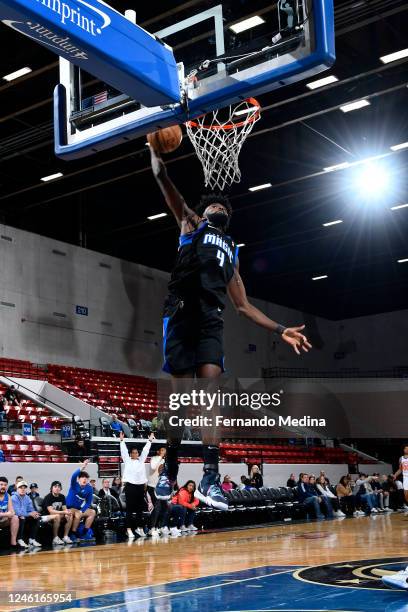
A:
[147,125,183,154]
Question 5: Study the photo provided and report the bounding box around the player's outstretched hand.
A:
[282,325,312,355]
[148,432,156,442]
[119,431,125,441]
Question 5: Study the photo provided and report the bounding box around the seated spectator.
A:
[316,475,345,517]
[98,478,121,502]
[42,481,74,545]
[111,476,123,495]
[354,473,380,514]
[66,459,96,542]
[90,479,98,495]
[336,476,359,516]
[0,476,19,549]
[371,473,391,512]
[319,470,330,485]
[221,475,237,492]
[238,475,251,491]
[29,483,40,501]
[70,438,89,462]
[249,465,263,489]
[0,399,6,430]
[150,467,171,537]
[296,474,333,520]
[8,476,23,495]
[110,414,123,437]
[11,481,42,548]
[3,385,22,408]
[170,481,199,536]
[286,473,297,488]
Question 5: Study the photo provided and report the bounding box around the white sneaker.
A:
[135,528,146,538]
[29,539,42,547]
[52,536,64,546]
[371,508,378,513]
[403,505,408,512]
[179,525,188,532]
[170,527,181,537]
[382,568,408,590]
[160,526,169,536]
[187,524,198,531]
[127,529,135,540]
[357,510,366,516]
[376,508,384,512]
[17,539,28,548]
[384,507,393,512]
[150,528,161,537]
[63,535,73,544]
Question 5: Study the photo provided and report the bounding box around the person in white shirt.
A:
[119,431,155,539]
[147,447,166,504]
[316,475,345,517]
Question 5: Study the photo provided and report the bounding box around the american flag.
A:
[93,90,108,105]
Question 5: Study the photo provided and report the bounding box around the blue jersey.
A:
[66,469,93,511]
[0,491,9,513]
[168,221,238,311]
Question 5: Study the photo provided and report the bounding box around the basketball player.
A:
[149,143,312,510]
[394,445,408,511]
[382,445,408,590]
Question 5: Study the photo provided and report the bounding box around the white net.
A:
[185,98,261,191]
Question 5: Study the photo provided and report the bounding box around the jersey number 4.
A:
[217,250,225,267]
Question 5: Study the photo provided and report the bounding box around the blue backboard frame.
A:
[54,0,335,160]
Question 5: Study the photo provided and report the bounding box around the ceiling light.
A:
[249,183,272,192]
[354,162,390,197]
[391,203,408,210]
[40,172,63,182]
[312,275,328,281]
[380,48,408,64]
[236,243,245,248]
[397,258,408,264]
[234,105,260,117]
[340,99,370,113]
[390,142,408,151]
[230,16,265,34]
[323,220,343,227]
[323,162,351,172]
[306,75,339,90]
[2,66,32,81]
[147,213,167,220]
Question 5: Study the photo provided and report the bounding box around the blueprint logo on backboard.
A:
[2,0,112,60]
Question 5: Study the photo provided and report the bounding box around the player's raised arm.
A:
[227,263,312,356]
[149,144,201,230]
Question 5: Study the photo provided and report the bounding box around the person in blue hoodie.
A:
[66,459,95,542]
[11,480,42,548]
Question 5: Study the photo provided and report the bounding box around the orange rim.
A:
[185,97,261,130]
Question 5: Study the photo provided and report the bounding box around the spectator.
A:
[147,447,166,505]
[238,475,251,491]
[221,475,237,492]
[0,476,19,549]
[11,481,42,548]
[0,398,6,430]
[296,474,333,520]
[286,473,297,488]
[120,431,155,540]
[8,476,23,495]
[3,385,22,408]
[249,465,263,489]
[319,470,330,485]
[29,483,40,502]
[0,449,5,462]
[70,438,89,461]
[42,481,74,545]
[66,459,96,542]
[111,476,123,495]
[382,475,401,510]
[316,475,345,517]
[354,473,379,514]
[149,464,171,537]
[98,478,121,502]
[336,476,360,516]
[170,481,199,536]
[371,473,391,512]
[90,479,98,495]
[110,414,124,437]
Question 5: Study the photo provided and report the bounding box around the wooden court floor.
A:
[0,513,407,611]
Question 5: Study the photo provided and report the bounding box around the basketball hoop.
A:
[185,98,261,191]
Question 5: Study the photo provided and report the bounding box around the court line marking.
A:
[73,568,296,610]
